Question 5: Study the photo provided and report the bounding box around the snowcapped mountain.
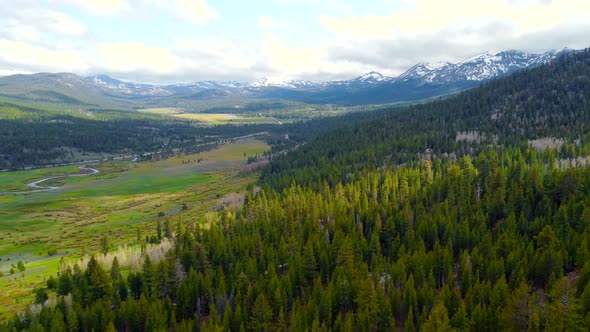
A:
[450,50,540,81]
[396,49,569,85]
[353,71,393,84]
[89,74,173,96]
[164,80,249,95]
[249,77,319,89]
[397,62,452,83]
[0,48,574,107]
[85,49,569,98]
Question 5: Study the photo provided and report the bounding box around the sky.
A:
[0,0,589,84]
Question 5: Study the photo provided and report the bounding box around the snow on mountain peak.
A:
[424,61,451,70]
[355,71,392,83]
[249,77,319,89]
[88,74,173,96]
[249,77,271,88]
[459,51,502,64]
[396,49,569,85]
[81,48,571,97]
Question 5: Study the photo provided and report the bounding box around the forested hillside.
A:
[0,101,276,169]
[6,49,590,331]
[263,49,590,191]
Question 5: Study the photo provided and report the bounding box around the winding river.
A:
[0,132,270,196]
[0,166,99,195]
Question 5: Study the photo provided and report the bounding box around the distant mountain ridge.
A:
[85,48,572,96]
[0,48,573,108]
[396,49,566,85]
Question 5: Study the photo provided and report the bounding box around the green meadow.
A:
[0,139,268,321]
[138,107,278,125]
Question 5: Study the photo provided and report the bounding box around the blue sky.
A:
[0,0,589,83]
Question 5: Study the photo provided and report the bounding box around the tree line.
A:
[8,146,590,330]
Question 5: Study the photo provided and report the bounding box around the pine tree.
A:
[86,256,112,302]
[450,302,469,330]
[100,235,110,255]
[110,256,121,282]
[423,301,450,332]
[250,294,273,331]
[48,310,65,332]
[142,255,154,297]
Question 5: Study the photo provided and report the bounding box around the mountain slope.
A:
[0,49,572,109]
[0,97,276,169]
[90,75,173,97]
[0,73,117,108]
[263,48,590,190]
[395,49,565,85]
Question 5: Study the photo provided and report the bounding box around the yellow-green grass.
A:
[173,113,275,125]
[137,107,278,125]
[0,139,269,321]
[137,107,184,115]
[173,113,237,123]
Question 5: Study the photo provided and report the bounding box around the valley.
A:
[0,138,268,321]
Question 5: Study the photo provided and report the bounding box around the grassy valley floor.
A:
[0,138,268,321]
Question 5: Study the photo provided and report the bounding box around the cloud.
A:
[315,0,590,77]
[2,8,89,38]
[0,39,87,72]
[97,42,179,74]
[324,20,590,78]
[0,0,588,83]
[321,0,590,36]
[0,3,89,43]
[59,0,130,15]
[263,34,327,77]
[89,38,257,83]
[319,14,395,39]
[4,24,41,43]
[0,8,88,41]
[40,10,88,36]
[150,0,218,24]
[167,38,259,81]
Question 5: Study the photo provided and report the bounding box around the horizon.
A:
[0,0,588,84]
[0,47,574,86]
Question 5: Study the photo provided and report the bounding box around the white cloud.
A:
[149,0,218,24]
[176,0,218,24]
[97,42,179,73]
[59,0,130,15]
[4,24,41,43]
[321,0,590,37]
[0,0,588,83]
[175,38,256,71]
[319,14,394,39]
[0,39,87,72]
[263,34,326,75]
[314,0,590,78]
[258,33,381,81]
[43,10,88,36]
[10,9,89,37]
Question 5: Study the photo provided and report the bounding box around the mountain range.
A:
[0,49,572,109]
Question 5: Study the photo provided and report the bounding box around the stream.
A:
[0,166,99,195]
